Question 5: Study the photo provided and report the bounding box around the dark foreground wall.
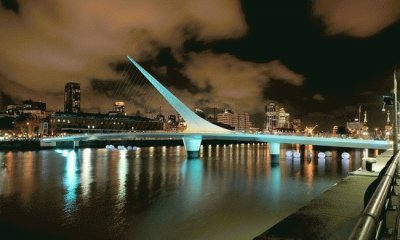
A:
[0,140,43,151]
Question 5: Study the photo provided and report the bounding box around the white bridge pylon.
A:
[127,56,231,133]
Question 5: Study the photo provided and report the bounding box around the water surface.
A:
[0,144,364,239]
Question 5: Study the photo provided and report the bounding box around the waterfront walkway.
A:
[255,150,400,240]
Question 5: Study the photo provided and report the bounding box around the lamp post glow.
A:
[394,69,398,153]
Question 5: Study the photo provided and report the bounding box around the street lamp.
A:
[394,69,398,153]
[382,96,394,111]
[381,69,399,152]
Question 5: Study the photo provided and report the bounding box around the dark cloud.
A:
[0,0,248,110]
[90,79,119,98]
[313,0,400,37]
[1,0,19,13]
[181,51,304,112]
[1,0,400,130]
[0,91,14,110]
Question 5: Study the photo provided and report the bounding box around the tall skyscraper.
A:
[64,82,80,113]
[265,102,278,131]
[236,113,253,132]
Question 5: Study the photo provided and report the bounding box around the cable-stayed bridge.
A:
[43,56,391,158]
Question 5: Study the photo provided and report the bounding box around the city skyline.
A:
[1,1,400,130]
[1,80,384,135]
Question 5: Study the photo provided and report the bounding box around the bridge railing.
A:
[349,150,399,240]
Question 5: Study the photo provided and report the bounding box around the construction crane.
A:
[304,125,318,136]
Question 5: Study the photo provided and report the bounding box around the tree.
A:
[336,126,348,136]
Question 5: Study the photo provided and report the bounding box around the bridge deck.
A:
[42,133,391,150]
[254,150,398,240]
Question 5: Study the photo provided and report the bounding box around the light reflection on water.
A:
[81,148,92,201]
[0,144,369,239]
[63,150,79,217]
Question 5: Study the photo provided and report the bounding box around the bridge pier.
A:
[183,135,202,158]
[269,142,280,164]
[363,148,369,158]
[39,140,56,147]
[72,140,80,149]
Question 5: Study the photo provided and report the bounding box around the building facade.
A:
[384,111,392,140]
[64,82,81,113]
[109,101,126,116]
[265,102,278,132]
[292,118,302,132]
[217,109,236,128]
[236,113,253,132]
[277,107,290,128]
[217,109,253,132]
[49,112,163,135]
[3,100,50,137]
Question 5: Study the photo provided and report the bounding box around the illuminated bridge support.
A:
[183,135,202,158]
[269,142,280,164]
[72,140,80,149]
[363,148,369,158]
[39,140,56,147]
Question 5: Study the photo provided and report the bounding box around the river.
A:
[0,143,366,239]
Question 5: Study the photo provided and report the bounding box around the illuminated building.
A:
[49,112,163,135]
[346,120,362,136]
[361,111,369,139]
[22,100,46,111]
[5,100,45,116]
[166,114,179,131]
[277,108,290,128]
[236,113,253,132]
[217,109,253,132]
[177,114,187,131]
[4,100,49,137]
[64,82,80,113]
[109,101,126,116]
[292,118,302,132]
[346,107,369,138]
[332,125,338,136]
[217,109,236,129]
[384,111,392,140]
[6,105,23,116]
[113,101,126,114]
[265,102,278,132]
[168,114,177,124]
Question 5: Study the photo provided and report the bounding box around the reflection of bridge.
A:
[43,56,391,158]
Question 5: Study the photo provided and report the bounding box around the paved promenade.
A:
[255,150,399,240]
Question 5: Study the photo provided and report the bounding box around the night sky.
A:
[1,0,400,131]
